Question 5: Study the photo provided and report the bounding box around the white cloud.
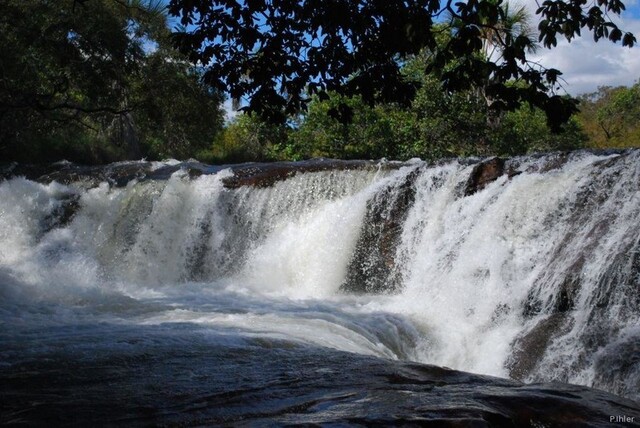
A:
[532,19,640,95]
[510,1,640,95]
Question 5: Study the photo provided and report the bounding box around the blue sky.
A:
[626,1,640,18]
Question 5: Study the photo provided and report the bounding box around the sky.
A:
[522,0,640,95]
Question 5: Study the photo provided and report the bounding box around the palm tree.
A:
[482,2,539,132]
[457,1,540,130]
[440,1,539,143]
[480,1,538,63]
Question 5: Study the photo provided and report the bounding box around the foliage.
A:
[205,114,288,163]
[2,0,631,165]
[405,75,489,159]
[577,82,640,149]
[492,106,587,156]
[284,94,401,160]
[218,85,588,164]
[132,50,224,160]
[168,0,635,129]
[0,0,224,164]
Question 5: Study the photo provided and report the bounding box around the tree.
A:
[213,84,587,165]
[477,1,538,62]
[130,40,225,160]
[450,1,539,129]
[577,82,640,148]
[168,0,635,130]
[491,105,587,155]
[208,113,289,163]
[287,93,402,159]
[0,0,224,163]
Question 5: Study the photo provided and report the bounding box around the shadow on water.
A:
[1,322,638,427]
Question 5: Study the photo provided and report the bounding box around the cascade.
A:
[1,150,639,413]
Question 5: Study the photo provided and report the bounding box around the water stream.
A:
[1,150,639,424]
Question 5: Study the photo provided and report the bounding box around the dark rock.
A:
[463,157,520,196]
[554,276,580,313]
[186,167,203,179]
[530,151,572,173]
[507,313,572,381]
[523,289,544,318]
[2,336,638,427]
[221,158,404,189]
[593,336,640,399]
[36,162,154,187]
[222,163,297,188]
[0,162,67,182]
[341,167,420,294]
[5,159,404,189]
[40,193,82,235]
[2,160,217,188]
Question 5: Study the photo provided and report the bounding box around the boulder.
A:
[463,157,520,196]
[507,313,572,381]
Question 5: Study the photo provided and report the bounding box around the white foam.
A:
[1,153,638,398]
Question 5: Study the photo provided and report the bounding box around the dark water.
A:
[2,322,639,427]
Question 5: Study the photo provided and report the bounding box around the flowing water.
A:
[1,151,639,425]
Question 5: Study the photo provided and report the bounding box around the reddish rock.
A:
[221,159,399,189]
[464,157,520,196]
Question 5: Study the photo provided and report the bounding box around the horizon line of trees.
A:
[208,79,640,164]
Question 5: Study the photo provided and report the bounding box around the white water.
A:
[1,151,639,400]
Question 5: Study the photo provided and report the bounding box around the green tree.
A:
[0,0,224,163]
[131,43,224,160]
[287,94,400,160]
[578,82,640,148]
[491,106,587,156]
[207,114,289,163]
[168,0,635,130]
[406,74,489,159]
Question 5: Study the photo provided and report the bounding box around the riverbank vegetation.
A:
[1,0,638,165]
[208,80,640,164]
[0,0,224,164]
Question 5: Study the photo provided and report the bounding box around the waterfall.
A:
[0,150,638,401]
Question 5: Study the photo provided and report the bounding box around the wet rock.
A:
[2,338,638,427]
[222,163,298,188]
[40,193,81,235]
[341,168,420,294]
[2,160,216,188]
[36,162,154,187]
[222,158,402,189]
[530,151,572,173]
[186,167,203,179]
[6,159,403,189]
[507,313,572,381]
[522,289,544,318]
[554,276,580,312]
[144,160,212,181]
[593,337,640,399]
[463,157,520,196]
[0,162,66,182]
